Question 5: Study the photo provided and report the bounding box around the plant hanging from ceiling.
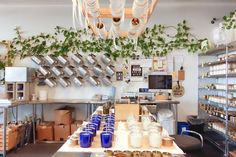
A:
[1,20,209,60]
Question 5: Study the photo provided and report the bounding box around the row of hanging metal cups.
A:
[32,54,115,87]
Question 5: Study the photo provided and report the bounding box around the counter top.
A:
[139,100,180,105]
[0,99,110,107]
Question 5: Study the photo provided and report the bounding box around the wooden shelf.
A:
[84,0,159,37]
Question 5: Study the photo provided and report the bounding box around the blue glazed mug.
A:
[86,123,98,132]
[91,119,101,129]
[100,131,113,148]
[85,125,97,136]
[80,131,92,148]
[83,128,96,137]
[103,127,114,133]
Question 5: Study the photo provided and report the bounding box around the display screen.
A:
[148,75,172,89]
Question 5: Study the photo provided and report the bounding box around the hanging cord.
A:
[76,0,85,28]
[72,0,77,29]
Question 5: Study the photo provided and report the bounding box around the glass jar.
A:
[130,130,143,148]
[148,130,162,148]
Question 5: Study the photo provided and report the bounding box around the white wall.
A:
[0,0,236,121]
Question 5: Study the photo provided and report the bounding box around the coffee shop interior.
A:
[0,0,236,157]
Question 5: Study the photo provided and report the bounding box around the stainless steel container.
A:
[57,55,68,65]
[86,54,97,65]
[73,76,83,87]
[102,76,112,86]
[93,64,103,76]
[44,77,57,87]
[51,66,63,76]
[71,53,83,65]
[105,65,115,76]
[39,66,51,76]
[64,66,75,76]
[101,54,111,65]
[87,76,100,86]
[58,77,71,87]
[31,55,44,65]
[44,55,57,65]
[78,66,89,77]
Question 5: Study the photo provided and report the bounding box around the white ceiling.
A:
[1,0,236,6]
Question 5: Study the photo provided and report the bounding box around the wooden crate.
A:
[115,104,140,121]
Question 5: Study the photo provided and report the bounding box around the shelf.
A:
[203,131,226,152]
[199,57,236,68]
[199,99,236,110]
[199,88,236,92]
[208,126,236,146]
[199,41,236,56]
[199,73,236,79]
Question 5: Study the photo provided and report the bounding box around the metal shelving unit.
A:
[198,41,236,157]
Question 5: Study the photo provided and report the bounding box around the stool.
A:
[170,130,203,152]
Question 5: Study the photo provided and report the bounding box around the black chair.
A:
[171,130,203,152]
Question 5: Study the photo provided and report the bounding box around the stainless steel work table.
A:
[0,99,110,157]
[139,100,180,134]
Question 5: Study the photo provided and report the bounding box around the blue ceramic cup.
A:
[100,131,113,148]
[80,131,92,148]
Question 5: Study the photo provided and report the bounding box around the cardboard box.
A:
[54,124,70,141]
[55,106,74,125]
[70,120,83,134]
[115,104,140,121]
[37,122,54,141]
[0,129,18,151]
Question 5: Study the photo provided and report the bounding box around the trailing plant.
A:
[2,20,209,60]
[223,10,236,30]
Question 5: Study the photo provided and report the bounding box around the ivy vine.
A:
[223,10,236,29]
[2,20,209,60]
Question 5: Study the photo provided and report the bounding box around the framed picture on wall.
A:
[131,65,142,77]
[116,71,123,81]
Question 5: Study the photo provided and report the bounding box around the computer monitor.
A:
[148,75,172,90]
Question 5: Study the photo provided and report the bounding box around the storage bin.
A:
[177,122,189,135]
[158,109,175,135]
[187,115,204,134]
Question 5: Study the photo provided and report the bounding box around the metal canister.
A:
[86,54,97,65]
[101,54,111,65]
[57,55,68,65]
[44,77,57,87]
[44,55,57,65]
[58,77,71,87]
[71,53,83,65]
[64,66,75,76]
[51,66,63,76]
[105,65,115,76]
[87,76,99,86]
[31,55,44,65]
[102,76,112,86]
[93,64,103,76]
[39,66,50,76]
[78,66,89,77]
[73,76,83,87]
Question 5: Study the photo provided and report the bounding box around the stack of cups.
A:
[79,114,102,148]
[101,114,115,148]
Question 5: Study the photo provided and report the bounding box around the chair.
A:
[170,130,203,152]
